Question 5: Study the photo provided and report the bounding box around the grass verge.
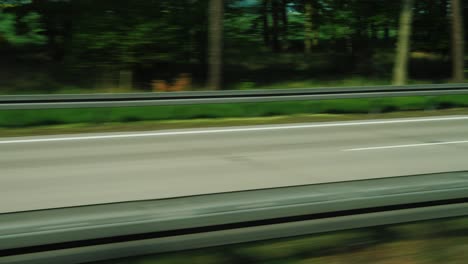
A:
[1,95,468,137]
[1,109,468,138]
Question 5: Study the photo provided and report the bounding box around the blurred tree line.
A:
[0,0,466,93]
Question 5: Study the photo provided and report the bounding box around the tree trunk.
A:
[261,0,270,47]
[392,0,414,86]
[384,25,390,40]
[281,0,288,50]
[271,0,281,52]
[451,0,465,82]
[370,23,377,40]
[304,0,313,53]
[441,0,449,17]
[0,9,8,46]
[346,37,353,54]
[96,69,116,90]
[207,0,224,90]
[119,70,133,90]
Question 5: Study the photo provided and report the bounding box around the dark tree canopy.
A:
[0,0,466,93]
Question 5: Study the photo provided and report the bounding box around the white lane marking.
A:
[344,140,468,151]
[1,115,467,145]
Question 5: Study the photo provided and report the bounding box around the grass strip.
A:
[2,95,468,128]
[1,109,468,138]
[0,95,468,137]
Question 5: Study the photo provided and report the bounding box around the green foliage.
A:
[74,20,181,67]
[286,12,306,41]
[66,0,205,71]
[224,13,262,43]
[0,11,45,45]
[0,0,31,8]
[319,17,355,40]
[0,0,45,45]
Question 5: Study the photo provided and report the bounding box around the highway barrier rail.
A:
[1,171,468,264]
[1,83,468,109]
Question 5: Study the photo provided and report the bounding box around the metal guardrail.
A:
[1,171,468,264]
[1,83,468,109]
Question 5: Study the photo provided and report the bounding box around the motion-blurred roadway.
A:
[1,116,468,213]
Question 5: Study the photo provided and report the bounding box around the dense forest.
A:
[0,0,466,93]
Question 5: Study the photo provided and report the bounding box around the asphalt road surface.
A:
[2,115,468,213]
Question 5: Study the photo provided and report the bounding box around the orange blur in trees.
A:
[152,73,191,92]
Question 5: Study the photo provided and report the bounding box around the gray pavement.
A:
[1,116,468,213]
